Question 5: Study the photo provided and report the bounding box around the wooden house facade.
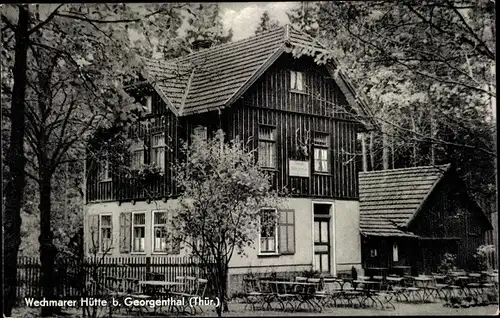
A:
[359,164,493,276]
[84,26,377,290]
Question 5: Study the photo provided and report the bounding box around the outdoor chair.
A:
[400,276,421,303]
[242,277,265,311]
[375,279,396,310]
[339,280,362,308]
[171,277,208,315]
[270,281,299,312]
[307,278,327,311]
[465,273,482,297]
[322,278,343,308]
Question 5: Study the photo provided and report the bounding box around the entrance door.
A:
[313,217,330,273]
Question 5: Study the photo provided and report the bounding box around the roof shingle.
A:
[359,164,451,237]
[138,25,375,123]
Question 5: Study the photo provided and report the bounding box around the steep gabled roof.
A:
[359,164,451,237]
[138,25,377,129]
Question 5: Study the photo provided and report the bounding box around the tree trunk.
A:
[3,6,30,317]
[39,172,57,317]
[411,112,417,167]
[369,131,375,170]
[430,108,436,165]
[360,132,368,172]
[382,124,389,170]
[382,133,389,170]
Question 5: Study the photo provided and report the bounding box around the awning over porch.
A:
[360,216,419,238]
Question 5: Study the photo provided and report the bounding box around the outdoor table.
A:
[414,276,435,302]
[353,280,382,308]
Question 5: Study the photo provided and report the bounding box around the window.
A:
[130,139,144,170]
[259,209,278,254]
[132,212,146,253]
[143,95,152,113]
[99,215,112,252]
[278,210,295,254]
[98,153,111,182]
[153,211,177,253]
[151,133,165,171]
[258,126,277,168]
[313,132,330,173]
[393,243,399,262]
[290,71,304,91]
[193,125,207,140]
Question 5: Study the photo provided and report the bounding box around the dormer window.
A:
[143,95,152,113]
[290,71,304,91]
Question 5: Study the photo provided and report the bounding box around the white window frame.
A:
[152,210,169,254]
[313,132,330,173]
[99,214,112,253]
[132,212,146,253]
[393,243,399,262]
[258,125,277,169]
[151,133,166,171]
[290,70,304,91]
[130,139,144,170]
[258,208,278,255]
[144,95,152,113]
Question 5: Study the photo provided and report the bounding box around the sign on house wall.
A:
[289,160,310,177]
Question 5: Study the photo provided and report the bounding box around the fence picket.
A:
[16,256,214,303]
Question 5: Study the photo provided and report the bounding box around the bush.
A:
[474,245,495,271]
[438,253,457,273]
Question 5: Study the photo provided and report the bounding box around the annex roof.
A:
[138,25,377,129]
[359,164,451,238]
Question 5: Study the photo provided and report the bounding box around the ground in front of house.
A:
[12,301,499,317]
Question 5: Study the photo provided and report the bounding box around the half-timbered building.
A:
[84,25,377,289]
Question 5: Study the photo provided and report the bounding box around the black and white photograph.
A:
[1,2,498,317]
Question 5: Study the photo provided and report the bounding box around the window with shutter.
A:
[259,209,278,254]
[119,212,132,253]
[132,212,146,253]
[278,209,295,254]
[99,214,112,253]
[88,215,100,254]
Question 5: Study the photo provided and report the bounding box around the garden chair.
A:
[339,280,362,308]
[270,281,298,312]
[375,279,396,310]
[322,278,343,308]
[242,277,264,311]
[306,278,327,311]
[400,276,421,303]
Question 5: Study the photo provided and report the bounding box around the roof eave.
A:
[224,45,286,107]
[406,164,452,227]
[324,64,379,131]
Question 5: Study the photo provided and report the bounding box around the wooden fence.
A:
[17,256,214,302]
